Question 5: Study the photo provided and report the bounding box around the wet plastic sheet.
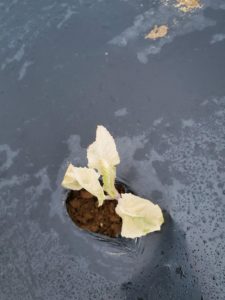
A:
[0,0,225,299]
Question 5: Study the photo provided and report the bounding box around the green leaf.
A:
[115,193,164,238]
[87,125,120,198]
[61,164,105,206]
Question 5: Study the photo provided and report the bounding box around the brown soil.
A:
[66,183,126,238]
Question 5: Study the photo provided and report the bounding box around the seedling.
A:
[62,125,164,238]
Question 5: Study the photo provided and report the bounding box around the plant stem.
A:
[104,193,121,201]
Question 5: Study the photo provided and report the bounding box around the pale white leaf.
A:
[61,164,105,206]
[87,125,120,197]
[87,125,120,172]
[116,193,164,238]
[61,163,82,190]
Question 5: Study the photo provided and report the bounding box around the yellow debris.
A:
[145,25,168,40]
[175,0,201,12]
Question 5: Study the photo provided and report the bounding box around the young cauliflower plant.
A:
[62,125,164,238]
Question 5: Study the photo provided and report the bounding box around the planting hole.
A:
[65,181,129,238]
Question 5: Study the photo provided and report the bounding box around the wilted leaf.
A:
[61,163,82,190]
[87,125,120,198]
[87,125,120,169]
[61,164,105,206]
[116,193,164,238]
